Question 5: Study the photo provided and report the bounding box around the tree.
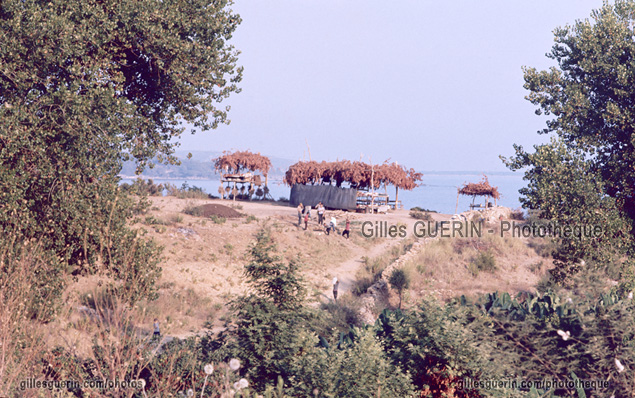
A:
[0,0,242,305]
[504,0,635,286]
[206,227,310,391]
[389,268,410,309]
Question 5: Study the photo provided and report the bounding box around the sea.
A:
[120,171,527,215]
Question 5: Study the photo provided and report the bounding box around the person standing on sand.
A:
[333,277,339,301]
[342,218,351,239]
[304,212,309,230]
[317,202,325,225]
[297,203,304,226]
[306,205,312,221]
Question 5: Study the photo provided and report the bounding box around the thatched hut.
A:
[213,150,272,200]
[456,176,501,212]
[284,160,422,210]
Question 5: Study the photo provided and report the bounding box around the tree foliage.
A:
[456,290,635,397]
[504,0,635,284]
[0,0,242,305]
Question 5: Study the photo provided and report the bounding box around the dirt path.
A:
[318,238,402,303]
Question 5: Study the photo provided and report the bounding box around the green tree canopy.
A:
[0,0,242,305]
[389,268,410,309]
[504,0,635,285]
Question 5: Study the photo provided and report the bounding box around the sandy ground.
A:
[64,196,547,342]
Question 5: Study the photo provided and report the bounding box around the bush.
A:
[165,182,209,199]
[410,210,433,221]
[144,215,170,226]
[470,250,497,274]
[389,268,410,309]
[510,207,525,220]
[287,328,416,398]
[319,295,364,331]
[455,290,635,396]
[210,215,226,224]
[411,206,437,213]
[183,203,204,217]
[120,178,164,196]
[374,305,489,397]
[353,240,415,295]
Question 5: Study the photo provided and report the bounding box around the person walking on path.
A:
[333,277,339,302]
[153,318,161,338]
[342,218,351,239]
[297,203,304,226]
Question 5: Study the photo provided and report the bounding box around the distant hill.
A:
[119,150,294,179]
[119,151,517,180]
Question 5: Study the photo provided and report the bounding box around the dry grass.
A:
[352,238,416,295]
[405,229,552,302]
[0,244,50,397]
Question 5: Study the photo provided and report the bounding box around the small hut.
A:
[456,176,501,212]
[213,150,272,200]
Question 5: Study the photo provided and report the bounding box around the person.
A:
[297,203,304,226]
[153,318,160,338]
[304,212,309,230]
[342,218,351,239]
[306,205,312,221]
[326,216,337,235]
[317,202,325,225]
[333,277,339,301]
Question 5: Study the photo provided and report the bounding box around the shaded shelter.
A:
[456,176,501,212]
[213,150,272,200]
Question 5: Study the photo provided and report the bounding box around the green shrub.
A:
[170,214,184,224]
[374,304,491,397]
[286,328,416,398]
[120,178,164,196]
[211,215,226,224]
[409,210,432,221]
[183,203,204,217]
[165,182,209,199]
[470,250,497,273]
[510,207,525,220]
[202,228,311,391]
[144,215,170,226]
[411,206,437,213]
[353,240,414,295]
[389,268,410,309]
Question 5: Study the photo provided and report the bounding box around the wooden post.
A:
[220,171,224,200]
[455,189,460,214]
[305,138,312,161]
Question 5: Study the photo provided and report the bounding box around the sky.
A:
[176,0,605,172]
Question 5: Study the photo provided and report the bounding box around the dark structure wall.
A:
[289,184,358,210]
